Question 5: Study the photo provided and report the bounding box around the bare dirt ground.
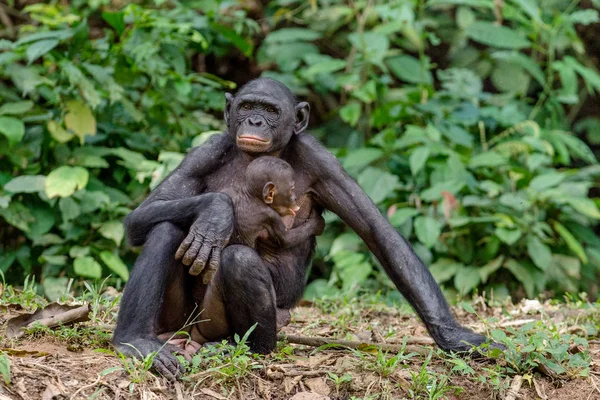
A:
[1,295,600,400]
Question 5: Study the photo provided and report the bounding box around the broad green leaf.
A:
[59,197,80,222]
[333,250,372,291]
[99,251,129,281]
[47,120,74,143]
[493,51,545,85]
[26,39,59,64]
[73,256,102,279]
[479,256,504,283]
[469,152,507,168]
[454,267,480,295]
[102,11,125,35]
[27,205,55,239]
[14,29,73,46]
[69,246,90,258]
[4,175,45,193]
[569,9,599,25]
[566,197,600,219]
[342,148,383,172]
[0,101,34,115]
[0,353,10,385]
[529,172,565,191]
[357,167,401,204]
[565,56,600,92]
[209,23,253,57]
[429,258,461,283]
[304,279,339,300]
[340,102,361,127]
[409,147,430,176]
[552,254,581,279]
[554,221,588,264]
[495,227,521,245]
[348,32,389,65]
[329,232,363,256]
[465,21,530,49]
[264,28,322,43]
[427,0,493,7]
[386,55,433,84]
[390,208,421,227]
[414,216,442,248]
[43,277,69,301]
[491,62,530,93]
[504,258,535,298]
[421,180,465,202]
[99,221,124,246]
[0,201,33,232]
[45,166,89,198]
[0,116,25,146]
[64,100,96,144]
[527,236,552,270]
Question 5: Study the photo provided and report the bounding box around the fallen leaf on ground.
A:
[6,303,90,338]
[199,388,227,400]
[289,392,330,400]
[304,377,331,396]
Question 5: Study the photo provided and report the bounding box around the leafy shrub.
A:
[1,0,599,301]
[0,1,254,297]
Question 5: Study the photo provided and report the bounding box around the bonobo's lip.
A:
[238,135,271,144]
[289,209,296,216]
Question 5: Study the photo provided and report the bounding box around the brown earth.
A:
[1,298,600,400]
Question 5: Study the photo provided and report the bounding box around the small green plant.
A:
[183,324,263,383]
[355,340,419,378]
[97,345,157,384]
[0,352,11,386]
[327,372,353,394]
[489,321,591,378]
[408,353,462,400]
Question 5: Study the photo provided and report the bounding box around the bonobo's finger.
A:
[175,233,194,261]
[195,242,213,270]
[201,249,220,285]
[189,256,205,276]
[182,237,203,266]
[154,356,179,381]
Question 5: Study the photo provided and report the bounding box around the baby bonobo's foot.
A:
[167,338,202,361]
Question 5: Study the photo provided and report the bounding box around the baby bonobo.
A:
[164,157,324,358]
[221,156,324,249]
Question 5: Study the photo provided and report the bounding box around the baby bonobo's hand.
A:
[307,210,325,236]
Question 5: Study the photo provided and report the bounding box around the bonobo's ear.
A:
[294,102,310,135]
[224,93,234,127]
[263,182,275,204]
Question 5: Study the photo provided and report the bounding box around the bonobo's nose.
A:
[248,117,263,127]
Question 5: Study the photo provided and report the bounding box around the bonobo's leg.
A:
[218,245,278,353]
[113,222,190,380]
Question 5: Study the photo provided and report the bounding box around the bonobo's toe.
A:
[113,338,185,381]
[429,324,505,355]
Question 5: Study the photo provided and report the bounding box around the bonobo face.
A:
[271,180,300,217]
[225,78,310,154]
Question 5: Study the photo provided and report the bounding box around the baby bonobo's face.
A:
[270,180,300,217]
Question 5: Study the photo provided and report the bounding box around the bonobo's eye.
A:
[241,103,252,111]
[265,105,277,114]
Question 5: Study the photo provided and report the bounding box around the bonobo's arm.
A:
[263,209,324,249]
[297,134,494,352]
[124,133,235,281]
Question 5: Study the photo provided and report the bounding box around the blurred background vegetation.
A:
[1,0,600,304]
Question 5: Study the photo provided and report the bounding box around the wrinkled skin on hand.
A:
[175,198,234,283]
[117,338,187,381]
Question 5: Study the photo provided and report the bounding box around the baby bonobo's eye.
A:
[265,105,277,114]
[241,103,252,110]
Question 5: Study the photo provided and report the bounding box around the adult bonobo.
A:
[114,78,497,379]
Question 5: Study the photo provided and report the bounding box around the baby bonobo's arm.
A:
[267,209,324,249]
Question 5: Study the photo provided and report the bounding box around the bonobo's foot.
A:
[114,338,185,381]
[429,324,506,355]
[276,308,291,331]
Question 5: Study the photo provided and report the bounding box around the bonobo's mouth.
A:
[237,135,272,152]
[238,135,270,144]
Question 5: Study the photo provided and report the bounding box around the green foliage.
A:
[0,1,255,294]
[1,0,599,301]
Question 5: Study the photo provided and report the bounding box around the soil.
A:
[1,299,600,400]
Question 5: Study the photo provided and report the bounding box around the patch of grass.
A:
[354,340,419,378]
[0,275,47,309]
[182,324,264,384]
[408,353,463,400]
[24,323,112,349]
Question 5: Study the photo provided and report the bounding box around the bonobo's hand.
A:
[306,209,325,236]
[175,193,233,283]
[114,338,185,381]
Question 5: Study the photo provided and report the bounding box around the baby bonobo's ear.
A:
[263,182,275,204]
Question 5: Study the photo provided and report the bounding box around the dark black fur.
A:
[113,78,499,380]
